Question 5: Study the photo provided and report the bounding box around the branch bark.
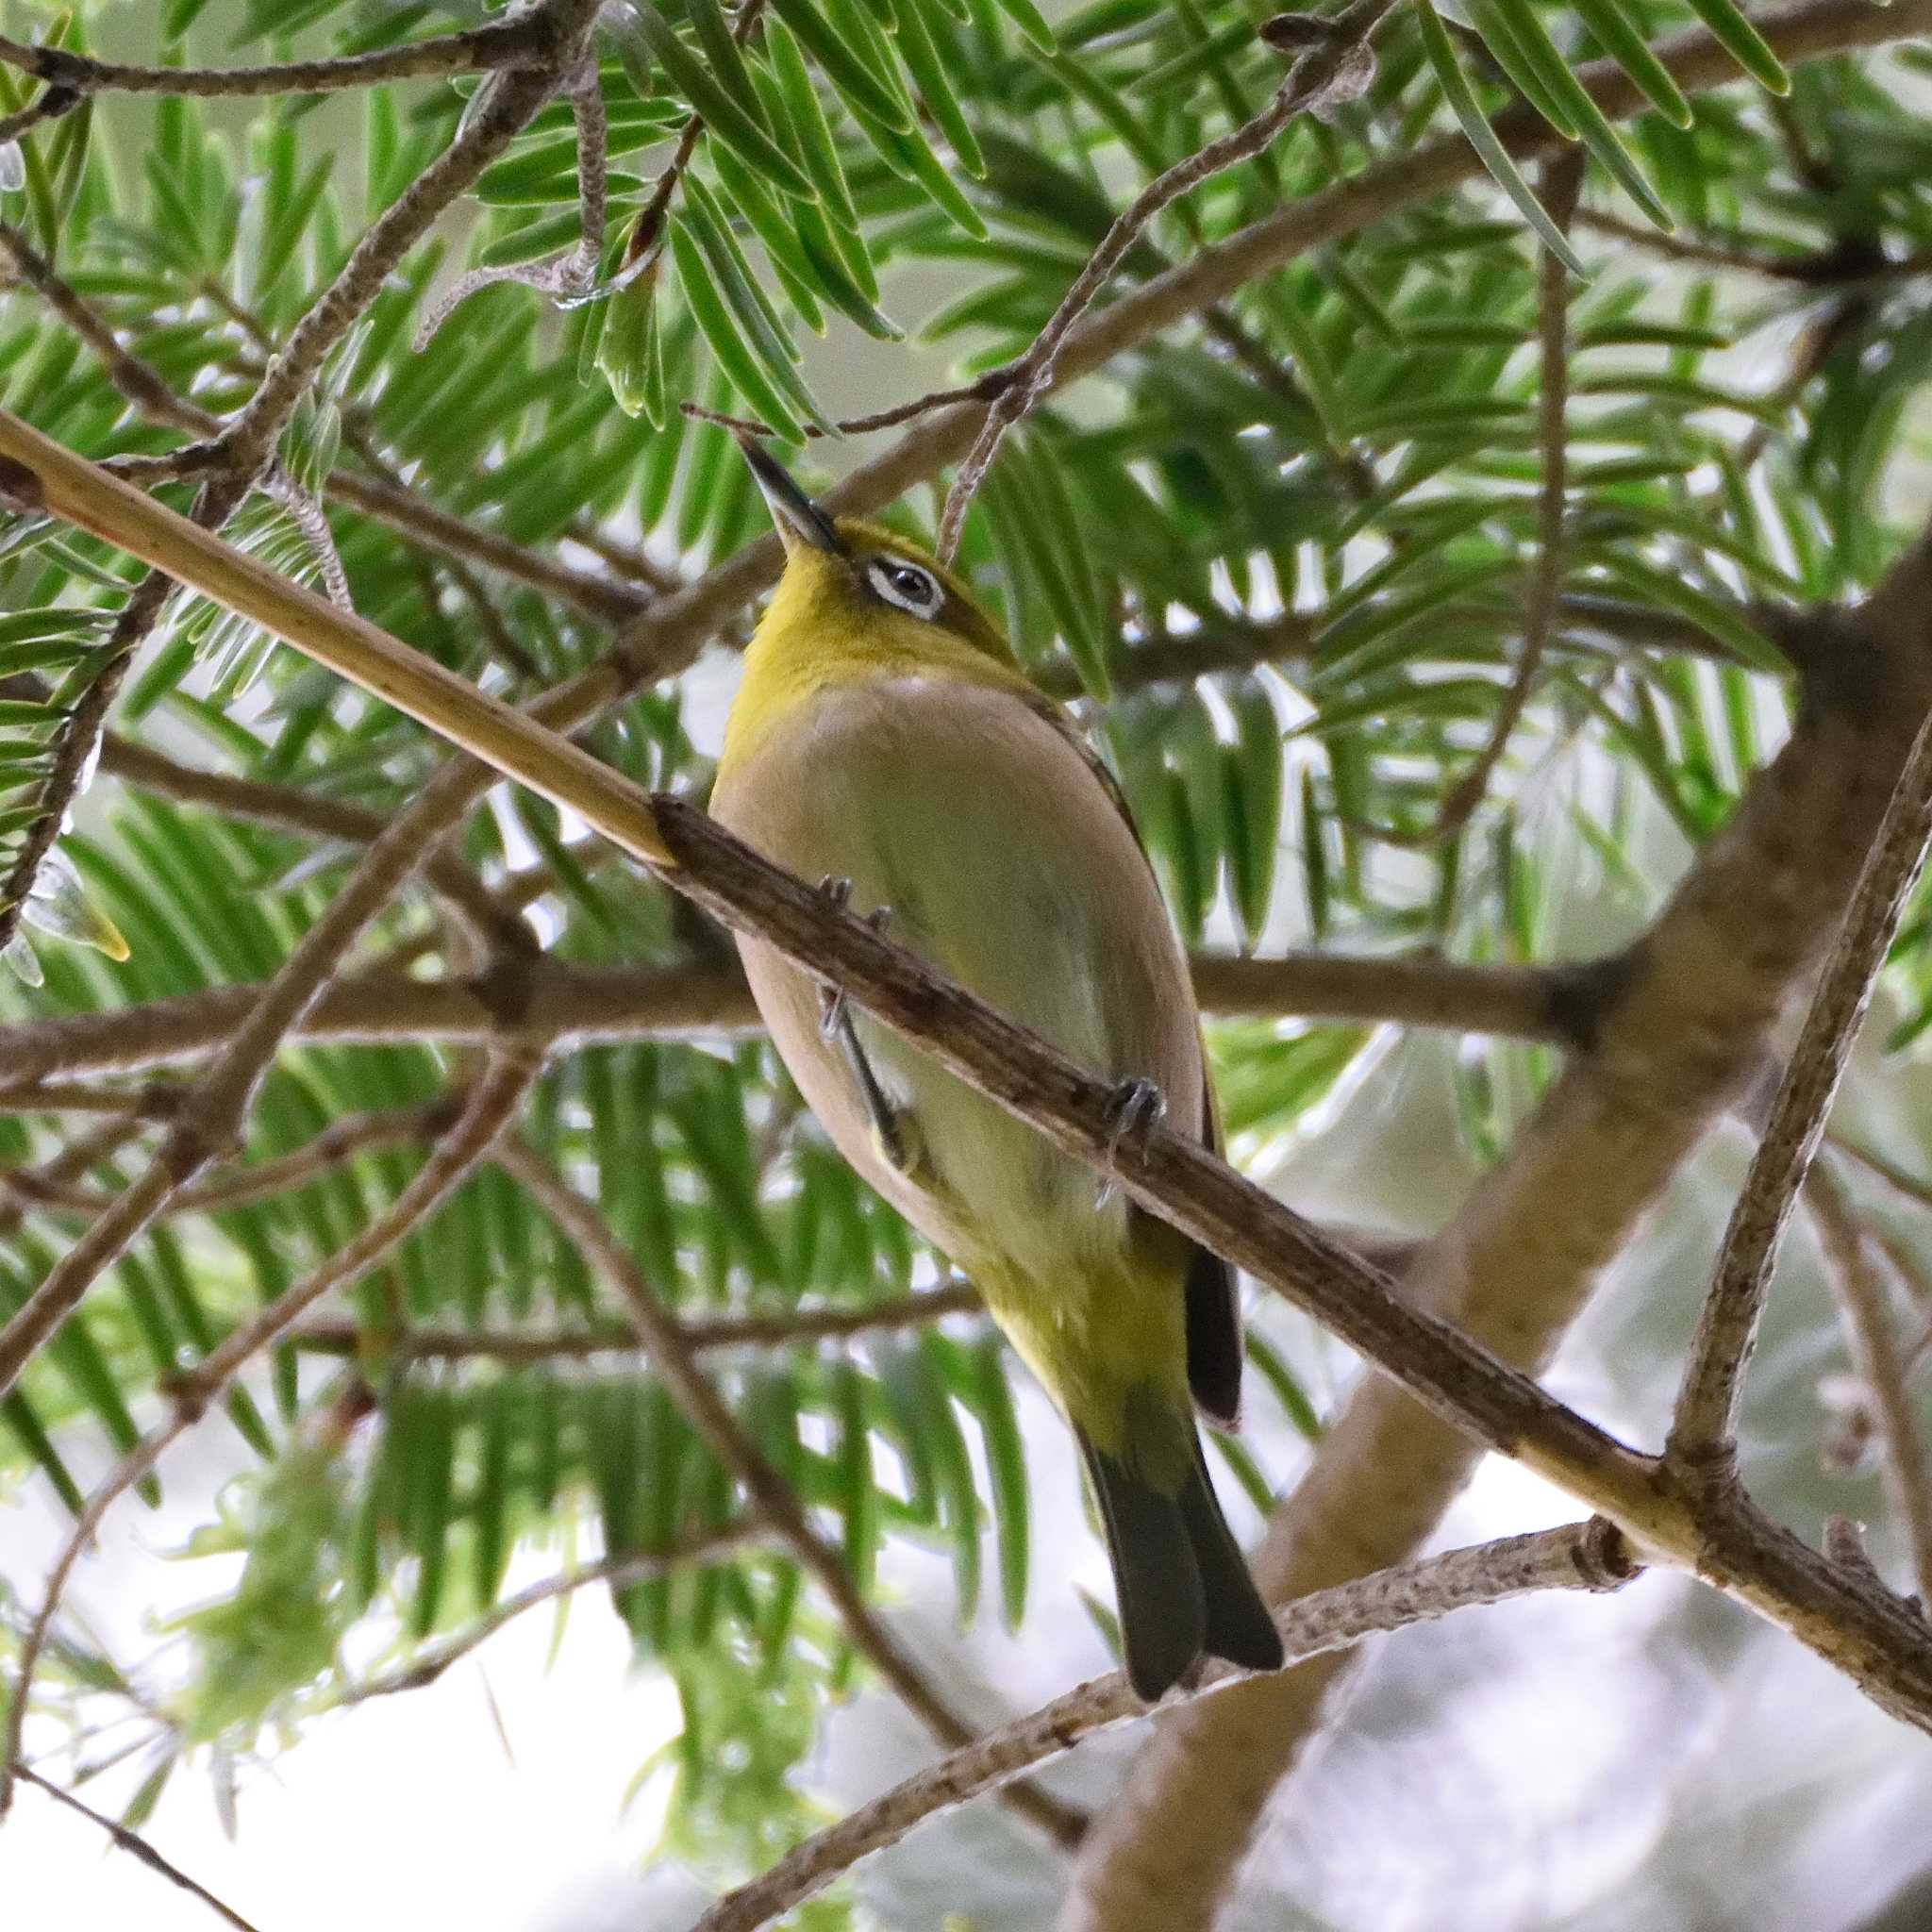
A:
[1058,555,1932,1931]
[0,947,1591,1086]
[693,1522,1639,1932]
[1672,707,1932,1470]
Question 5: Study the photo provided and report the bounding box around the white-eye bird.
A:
[709,441,1282,1700]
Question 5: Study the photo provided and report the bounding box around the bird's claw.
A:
[1097,1076,1165,1208]
[815,876,891,1040]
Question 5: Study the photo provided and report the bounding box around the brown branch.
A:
[216,0,601,475]
[11,1763,264,1932]
[0,82,77,148]
[1671,708,1932,1472]
[291,1281,984,1364]
[0,16,563,99]
[495,1140,1090,1851]
[0,1107,146,1241]
[1834,1133,1932,1218]
[0,211,643,627]
[933,0,1399,562]
[331,1519,767,1707]
[0,1051,539,1819]
[693,1522,1638,1932]
[0,947,1603,1086]
[1577,210,1931,286]
[1432,153,1581,840]
[1808,1160,1932,1604]
[412,52,608,348]
[3,1100,457,1220]
[0,1078,182,1118]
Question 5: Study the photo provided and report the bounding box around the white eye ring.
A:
[866,556,943,619]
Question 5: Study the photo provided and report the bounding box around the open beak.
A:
[736,435,844,557]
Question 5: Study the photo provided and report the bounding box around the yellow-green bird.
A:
[710,441,1282,1701]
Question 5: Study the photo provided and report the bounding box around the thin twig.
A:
[1808,1161,1932,1603]
[1577,209,1926,285]
[217,0,600,474]
[412,52,608,350]
[496,1140,1090,1850]
[0,16,563,99]
[3,1100,458,1220]
[0,82,77,149]
[291,1281,984,1363]
[1830,1133,1932,1217]
[1432,152,1582,839]
[0,1052,539,1819]
[11,1763,265,1932]
[932,0,1399,562]
[329,1520,766,1707]
[1671,710,1932,1472]
[692,1522,1638,1932]
[0,1108,148,1241]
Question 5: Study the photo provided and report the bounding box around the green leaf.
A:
[1224,682,1284,946]
[1415,1,1587,277]
[1681,0,1790,93]
[620,3,818,202]
[1569,0,1693,127]
[668,223,806,442]
[766,0,916,132]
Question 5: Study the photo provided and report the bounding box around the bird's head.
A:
[737,437,1015,674]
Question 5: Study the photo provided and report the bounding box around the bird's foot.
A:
[815,875,892,1041]
[1097,1075,1165,1208]
[812,879,915,1178]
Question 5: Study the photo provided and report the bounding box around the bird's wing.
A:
[1024,696,1245,1430]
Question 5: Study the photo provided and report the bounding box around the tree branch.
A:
[1670,707,1932,1473]
[0,14,563,99]
[0,947,1595,1086]
[289,1282,985,1365]
[693,1522,1639,1932]
[933,0,1398,562]
[328,1519,768,1708]
[1807,1160,1932,1605]
[3,1100,458,1220]
[1432,152,1580,840]
[11,1763,264,1932]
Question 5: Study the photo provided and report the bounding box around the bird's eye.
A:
[865,556,942,619]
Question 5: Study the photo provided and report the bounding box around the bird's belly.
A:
[712,675,1202,1291]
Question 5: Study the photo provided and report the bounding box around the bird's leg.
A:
[1097,1076,1166,1208]
[815,876,918,1177]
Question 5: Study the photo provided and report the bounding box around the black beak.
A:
[735,435,844,556]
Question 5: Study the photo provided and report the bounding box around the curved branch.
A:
[694,1522,1638,1932]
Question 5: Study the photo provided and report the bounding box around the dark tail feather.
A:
[1177,1437,1284,1676]
[1077,1427,1282,1698]
[1077,1430,1204,1702]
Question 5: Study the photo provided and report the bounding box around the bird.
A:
[708,439,1283,1701]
